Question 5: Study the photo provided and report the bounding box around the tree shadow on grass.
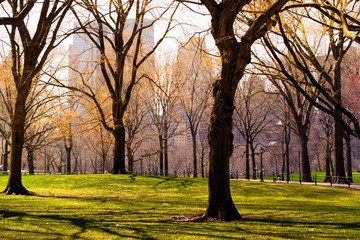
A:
[149,176,196,191]
[247,215,360,230]
[35,194,122,202]
[0,209,157,240]
[2,208,358,239]
[239,215,360,239]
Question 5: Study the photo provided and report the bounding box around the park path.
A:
[272,180,360,190]
[235,179,360,190]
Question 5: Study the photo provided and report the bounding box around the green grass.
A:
[0,174,360,239]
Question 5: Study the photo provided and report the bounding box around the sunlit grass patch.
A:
[0,174,359,239]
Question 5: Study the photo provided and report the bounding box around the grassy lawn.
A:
[0,174,359,239]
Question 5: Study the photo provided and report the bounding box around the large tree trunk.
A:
[73,156,79,174]
[65,147,71,174]
[26,149,35,175]
[245,135,250,180]
[333,45,346,183]
[3,141,9,171]
[3,92,31,195]
[333,118,346,183]
[200,142,205,178]
[345,132,353,182]
[102,151,106,174]
[202,0,288,222]
[205,35,243,220]
[299,129,312,182]
[324,150,332,182]
[286,148,290,182]
[201,149,205,178]
[158,134,163,176]
[324,120,333,182]
[164,134,169,176]
[191,128,198,178]
[250,142,256,180]
[281,154,285,181]
[284,123,290,182]
[206,80,241,220]
[112,127,127,174]
[126,142,134,173]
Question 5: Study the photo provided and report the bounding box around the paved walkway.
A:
[234,179,360,190]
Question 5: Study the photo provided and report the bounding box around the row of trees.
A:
[1,0,360,221]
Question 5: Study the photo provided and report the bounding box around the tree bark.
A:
[324,118,333,182]
[3,90,31,195]
[112,127,127,174]
[299,129,312,182]
[127,142,134,173]
[201,0,288,221]
[332,34,346,183]
[281,154,285,181]
[73,156,78,174]
[191,128,198,178]
[3,141,9,171]
[345,132,353,182]
[158,134,163,176]
[324,151,332,182]
[245,135,250,180]
[164,133,169,176]
[102,151,106,174]
[206,29,243,221]
[284,121,290,182]
[333,118,346,183]
[65,147,71,175]
[206,78,241,220]
[285,141,290,182]
[26,149,34,175]
[200,142,205,178]
[250,141,256,180]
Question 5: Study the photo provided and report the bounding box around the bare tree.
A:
[176,37,213,178]
[264,5,358,182]
[204,0,289,220]
[263,63,315,182]
[50,95,83,175]
[0,0,73,194]
[179,0,289,221]
[0,53,57,174]
[55,0,179,174]
[316,112,334,182]
[0,0,35,25]
[234,76,275,180]
[124,86,149,173]
[145,61,183,176]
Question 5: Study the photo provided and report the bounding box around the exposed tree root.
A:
[2,185,34,195]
